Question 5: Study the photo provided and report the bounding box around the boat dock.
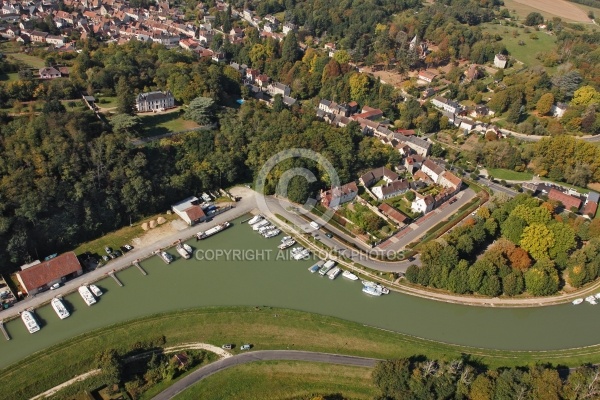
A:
[133,260,147,276]
[109,272,123,287]
[0,321,10,340]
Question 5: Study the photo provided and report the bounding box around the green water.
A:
[1,217,600,368]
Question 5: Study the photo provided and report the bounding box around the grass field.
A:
[481,23,557,67]
[139,111,200,137]
[0,72,19,82]
[503,0,593,22]
[487,168,533,181]
[6,52,46,69]
[175,361,377,400]
[5,307,600,400]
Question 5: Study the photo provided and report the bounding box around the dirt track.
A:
[512,0,590,22]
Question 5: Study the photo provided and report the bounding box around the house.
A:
[421,159,444,183]
[282,22,296,35]
[46,35,65,46]
[494,54,508,69]
[522,182,539,194]
[471,105,494,118]
[431,96,461,114]
[372,179,410,200]
[583,191,599,218]
[39,67,61,79]
[404,154,424,174]
[459,118,477,132]
[378,203,408,225]
[30,30,48,43]
[351,106,384,121]
[16,252,83,295]
[320,182,359,208]
[172,196,207,225]
[136,91,175,112]
[464,64,479,82]
[422,87,436,99]
[439,171,462,193]
[411,191,435,214]
[418,70,437,83]
[551,103,568,118]
[360,167,398,187]
[548,188,582,211]
[396,134,431,157]
[267,82,291,97]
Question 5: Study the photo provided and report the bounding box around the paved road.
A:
[0,187,258,322]
[478,177,518,197]
[152,350,380,400]
[501,129,600,143]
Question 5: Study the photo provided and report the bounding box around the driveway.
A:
[152,350,380,400]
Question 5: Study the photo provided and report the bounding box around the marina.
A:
[6,216,600,369]
[51,298,70,320]
[78,286,96,306]
[21,311,40,334]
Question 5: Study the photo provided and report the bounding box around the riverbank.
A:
[4,306,600,400]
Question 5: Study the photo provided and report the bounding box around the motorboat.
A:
[294,249,311,260]
[572,298,584,305]
[183,243,194,254]
[248,215,263,225]
[308,264,320,273]
[291,247,304,255]
[362,286,382,296]
[595,293,600,299]
[281,236,292,243]
[585,295,597,305]
[198,221,231,239]
[327,267,341,280]
[258,225,274,234]
[264,229,281,238]
[21,310,40,333]
[319,260,336,276]
[278,239,296,250]
[51,297,70,319]
[176,244,191,259]
[252,220,270,231]
[159,251,174,264]
[342,270,359,281]
[78,286,96,306]
[89,284,103,297]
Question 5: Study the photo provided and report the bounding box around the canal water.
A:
[1,217,600,368]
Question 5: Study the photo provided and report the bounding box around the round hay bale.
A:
[157,216,167,225]
[149,220,157,229]
[141,222,149,231]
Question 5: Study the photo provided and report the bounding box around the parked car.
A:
[113,250,122,257]
[325,233,333,238]
[102,255,110,262]
[108,253,116,259]
[221,344,234,349]
[104,246,113,254]
[50,283,60,290]
[123,244,133,251]
[240,344,252,350]
[449,198,457,204]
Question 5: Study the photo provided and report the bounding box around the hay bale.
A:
[141,222,149,231]
[149,220,157,229]
[157,216,167,225]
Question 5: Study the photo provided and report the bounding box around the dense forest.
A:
[372,358,600,400]
[406,193,600,296]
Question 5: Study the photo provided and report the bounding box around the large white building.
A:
[136,91,175,112]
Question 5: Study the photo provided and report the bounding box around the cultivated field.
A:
[505,0,592,22]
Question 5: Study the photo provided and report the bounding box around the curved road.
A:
[152,350,380,400]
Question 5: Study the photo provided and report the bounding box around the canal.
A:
[1,217,600,369]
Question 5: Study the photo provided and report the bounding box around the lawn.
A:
[95,96,119,109]
[502,0,593,22]
[487,168,533,181]
[175,361,377,400]
[6,52,46,69]
[139,111,200,137]
[5,306,600,400]
[481,23,558,68]
[0,72,19,82]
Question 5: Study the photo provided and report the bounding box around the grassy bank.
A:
[4,307,600,400]
[487,168,533,181]
[175,361,377,400]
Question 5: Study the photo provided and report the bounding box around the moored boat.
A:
[21,310,40,333]
[595,293,600,299]
[278,239,296,250]
[572,298,584,305]
[198,221,232,239]
[294,249,310,260]
[248,215,263,225]
[327,266,341,280]
[78,286,96,306]
[308,264,320,273]
[281,236,292,242]
[183,243,193,254]
[176,244,191,259]
[252,220,269,231]
[90,284,103,297]
[159,251,174,264]
[585,295,597,305]
[362,285,382,296]
[51,297,70,319]
[264,229,281,238]
[342,270,359,281]
[319,260,336,276]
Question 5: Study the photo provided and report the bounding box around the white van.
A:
[310,221,320,230]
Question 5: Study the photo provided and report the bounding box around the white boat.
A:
[362,280,377,288]
[248,215,263,225]
[585,295,597,305]
[78,285,97,306]
[21,311,40,333]
[258,225,274,234]
[252,220,270,231]
[379,285,390,295]
[183,243,193,254]
[90,284,103,297]
[362,280,389,295]
[362,286,382,296]
[342,270,359,281]
[572,298,584,305]
[159,251,174,264]
[319,260,336,276]
[327,267,341,280]
[176,244,191,259]
[595,293,600,299]
[51,297,70,319]
[291,246,304,255]
[294,249,310,260]
[281,236,292,243]
[278,239,296,250]
[264,229,280,238]
[198,221,231,239]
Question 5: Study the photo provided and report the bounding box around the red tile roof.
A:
[548,189,581,210]
[184,205,205,222]
[379,203,408,224]
[17,252,82,292]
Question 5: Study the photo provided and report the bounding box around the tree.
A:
[510,204,551,225]
[184,96,217,125]
[405,191,416,201]
[572,86,600,107]
[96,349,122,385]
[285,175,312,204]
[281,31,300,64]
[272,94,284,112]
[42,99,66,114]
[568,264,588,288]
[536,93,554,115]
[524,12,544,26]
[507,247,532,270]
[110,113,141,135]
[349,73,370,102]
[116,76,135,115]
[405,264,420,283]
[431,143,445,158]
[548,222,576,259]
[524,262,559,295]
[520,223,555,260]
[503,271,524,295]
[501,215,527,244]
[372,359,412,398]
[470,374,495,400]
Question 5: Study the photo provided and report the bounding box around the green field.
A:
[139,111,200,137]
[487,168,533,181]
[175,361,377,400]
[5,307,600,400]
[6,52,46,69]
[0,72,19,82]
[481,23,558,68]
